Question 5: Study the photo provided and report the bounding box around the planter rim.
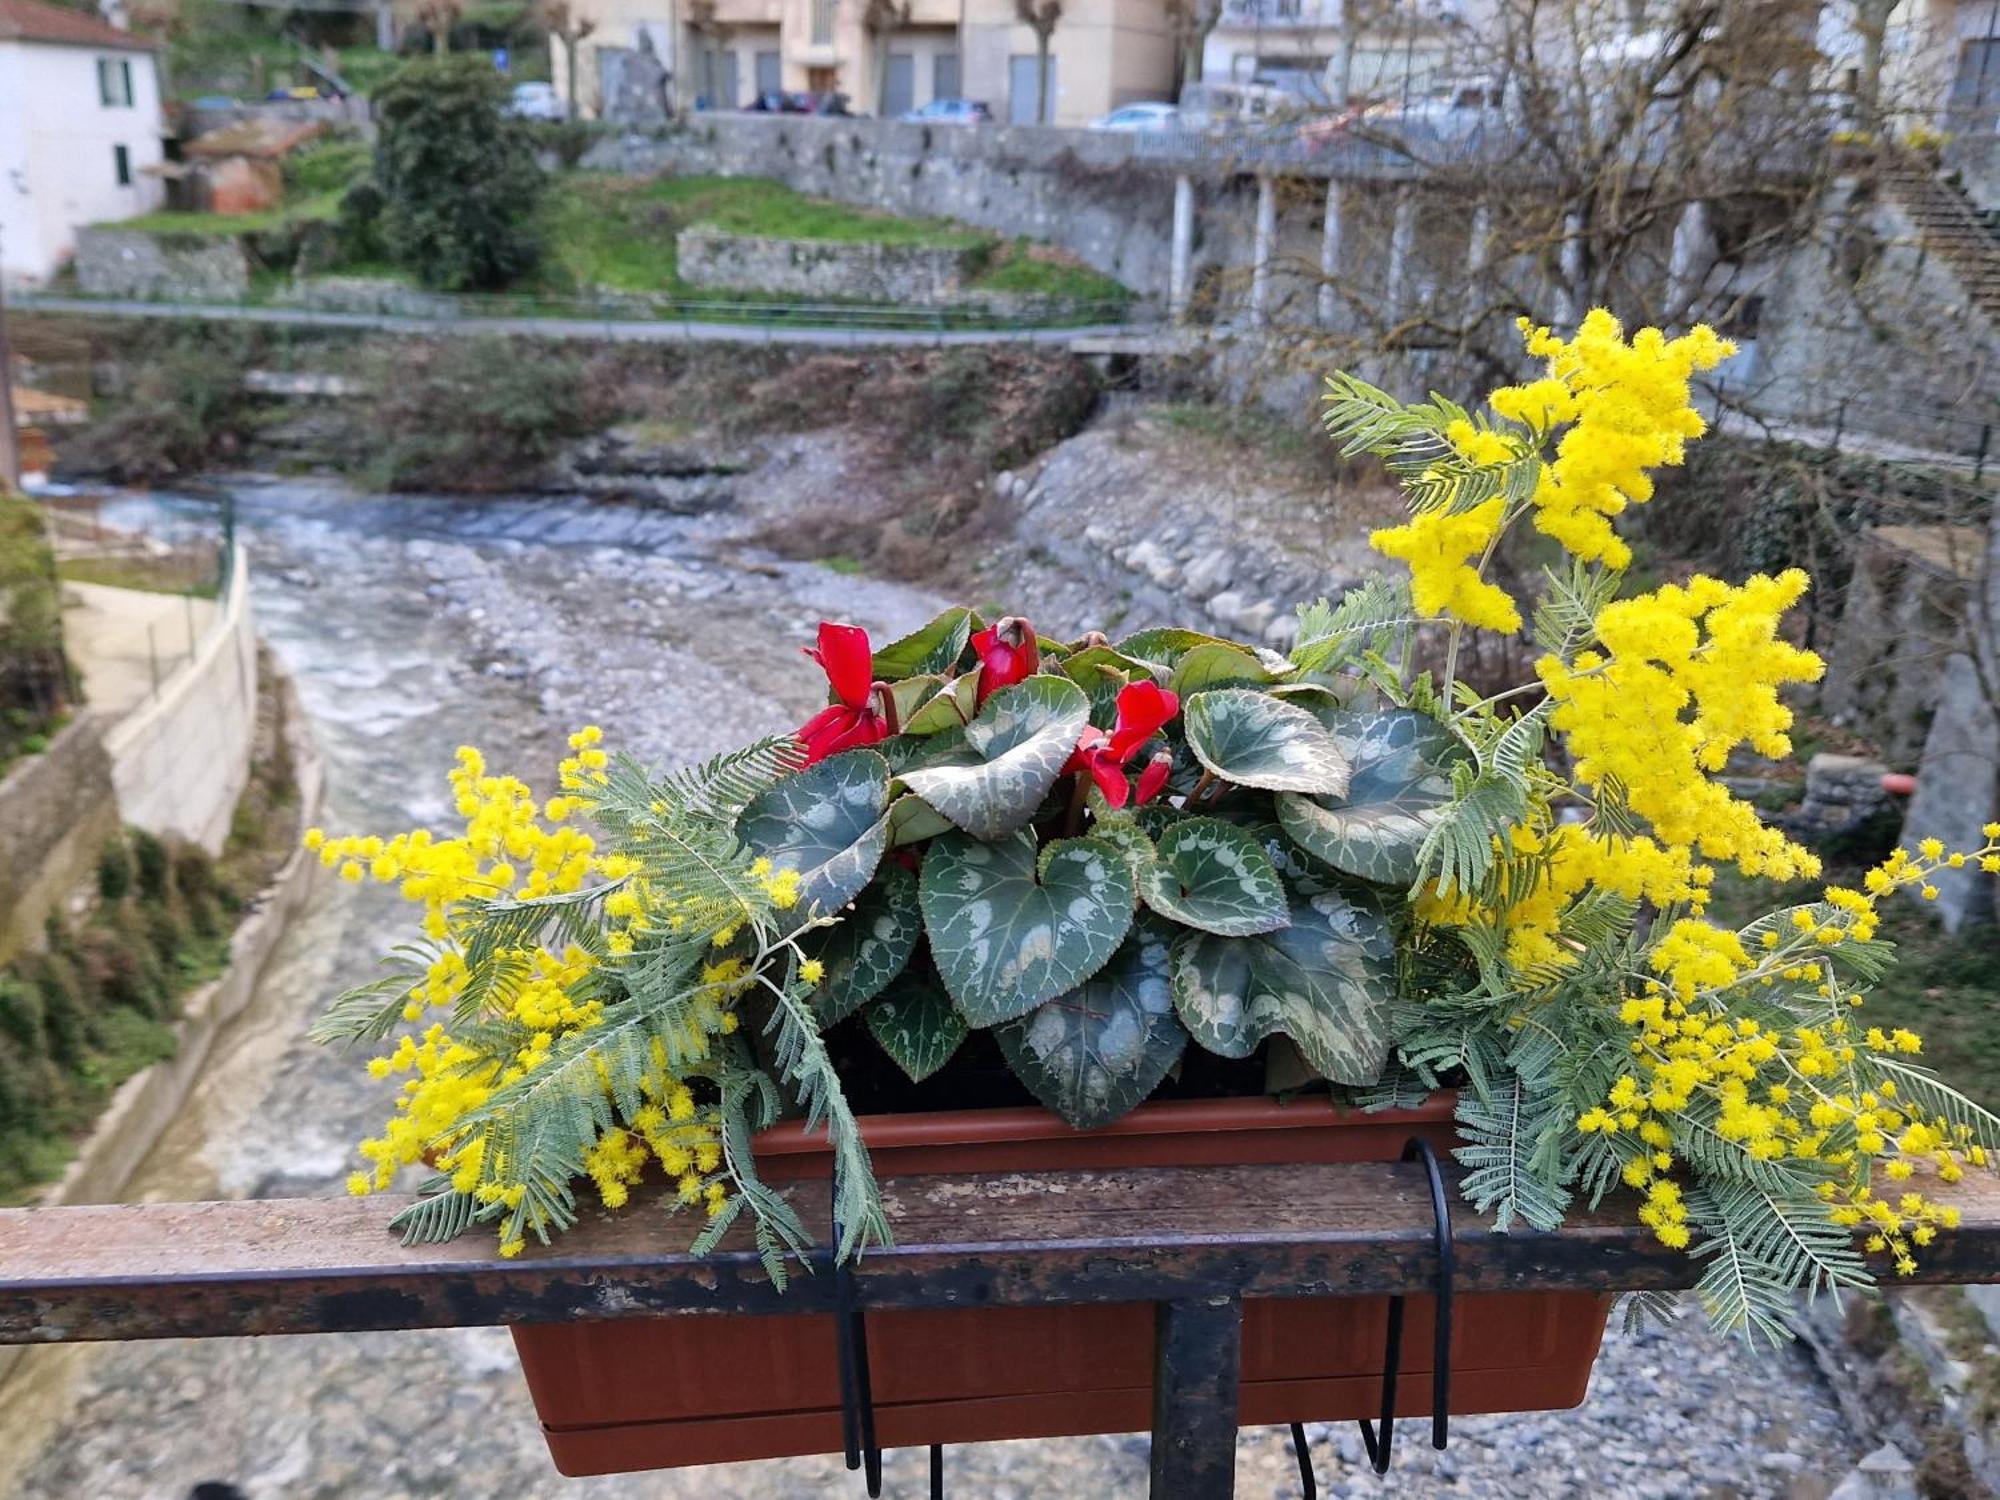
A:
[751,1092,1458,1160]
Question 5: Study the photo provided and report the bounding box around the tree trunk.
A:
[1852,0,1896,130]
[1035,31,1050,123]
[563,34,580,117]
[874,28,892,114]
[1332,0,1356,107]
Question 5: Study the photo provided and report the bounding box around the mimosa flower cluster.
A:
[1350,311,2000,1331]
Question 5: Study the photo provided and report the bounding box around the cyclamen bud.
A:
[970,617,1041,706]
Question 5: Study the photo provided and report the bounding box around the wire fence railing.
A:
[38,489,239,701]
[18,289,1147,339]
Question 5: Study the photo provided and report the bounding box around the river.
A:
[2,478,1867,1499]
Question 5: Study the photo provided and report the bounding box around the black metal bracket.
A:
[831,1209,945,1499]
[1291,1135,1455,1496]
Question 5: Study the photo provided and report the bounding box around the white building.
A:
[0,0,164,286]
[1199,0,1495,106]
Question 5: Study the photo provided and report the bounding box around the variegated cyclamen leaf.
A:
[802,862,922,1025]
[1170,643,1280,697]
[863,974,968,1083]
[1115,627,1238,671]
[1086,813,1158,899]
[886,673,947,727]
[995,923,1186,1129]
[872,607,974,680]
[920,829,1134,1026]
[1182,688,1353,796]
[898,674,1090,840]
[1169,890,1394,1086]
[1275,710,1468,887]
[902,671,980,735]
[736,750,890,918]
[1139,817,1290,937]
[886,793,954,848]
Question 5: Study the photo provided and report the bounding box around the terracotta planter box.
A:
[511,1096,1613,1477]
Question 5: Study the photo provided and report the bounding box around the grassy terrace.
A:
[536,174,1130,306]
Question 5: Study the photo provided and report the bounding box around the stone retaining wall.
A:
[73,227,252,301]
[0,716,120,967]
[102,545,258,855]
[678,226,987,305]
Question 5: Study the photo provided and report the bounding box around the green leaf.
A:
[920,829,1135,1026]
[886,793,954,847]
[994,923,1187,1128]
[736,750,890,918]
[902,671,980,735]
[863,975,969,1083]
[1170,643,1280,697]
[1276,710,1468,887]
[802,863,923,1025]
[1115,627,1238,669]
[886,673,948,727]
[872,607,973,680]
[1182,688,1353,796]
[1139,817,1290,937]
[1169,891,1394,1085]
[898,674,1091,840]
[1059,645,1151,727]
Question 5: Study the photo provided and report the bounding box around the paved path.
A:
[61,579,218,722]
[14,295,1140,350]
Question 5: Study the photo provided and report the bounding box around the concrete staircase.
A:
[1880,152,2000,325]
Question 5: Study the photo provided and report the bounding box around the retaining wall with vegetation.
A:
[678,226,987,304]
[102,545,258,855]
[73,227,253,301]
[0,670,321,1388]
[0,717,121,967]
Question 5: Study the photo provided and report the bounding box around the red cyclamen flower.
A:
[970,617,1041,706]
[798,622,893,764]
[1065,681,1181,809]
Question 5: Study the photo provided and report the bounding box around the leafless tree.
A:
[416,0,461,53]
[1014,0,1062,124]
[863,0,913,114]
[1164,0,1221,88]
[542,0,598,118]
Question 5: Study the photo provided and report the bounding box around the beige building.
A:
[553,0,1176,126]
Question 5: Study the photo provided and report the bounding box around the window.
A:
[98,57,133,107]
[810,0,835,47]
[933,51,959,102]
[112,144,130,186]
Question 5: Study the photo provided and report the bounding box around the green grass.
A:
[58,556,220,598]
[970,239,1128,304]
[111,190,340,239]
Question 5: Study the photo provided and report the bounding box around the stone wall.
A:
[0,716,120,966]
[1821,525,1982,767]
[102,545,258,854]
[677,227,988,304]
[586,118,1233,300]
[1754,177,2000,458]
[73,227,252,301]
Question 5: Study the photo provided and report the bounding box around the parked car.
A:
[508,81,566,120]
[898,98,993,125]
[1086,102,1179,132]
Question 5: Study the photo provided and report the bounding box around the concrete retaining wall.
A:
[73,227,252,301]
[0,668,322,1389]
[103,545,258,855]
[0,716,120,967]
[678,226,988,304]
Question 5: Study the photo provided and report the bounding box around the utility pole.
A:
[0,235,20,492]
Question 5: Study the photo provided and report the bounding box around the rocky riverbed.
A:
[1,473,1873,1500]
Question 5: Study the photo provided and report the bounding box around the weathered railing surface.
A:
[5,1160,2000,1496]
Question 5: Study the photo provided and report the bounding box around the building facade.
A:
[553,0,1176,126]
[0,0,164,285]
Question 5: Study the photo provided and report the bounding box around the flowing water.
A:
[1,479,1866,1500]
